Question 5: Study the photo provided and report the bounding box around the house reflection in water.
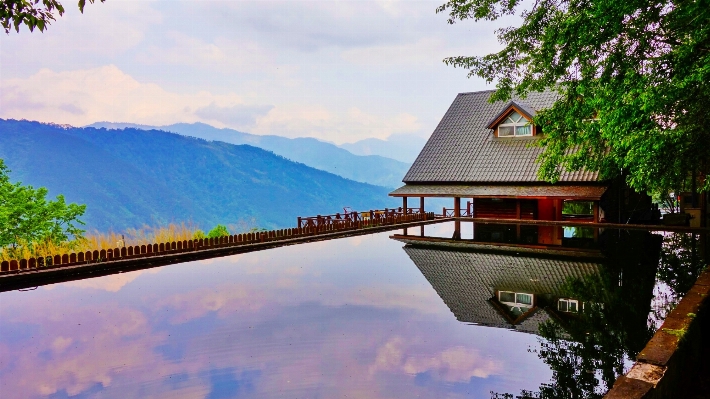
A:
[395,235,602,333]
[392,222,665,394]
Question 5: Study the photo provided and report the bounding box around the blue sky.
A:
[0,1,515,144]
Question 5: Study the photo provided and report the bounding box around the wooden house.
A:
[390,90,656,232]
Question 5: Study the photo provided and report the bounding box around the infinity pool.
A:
[0,222,705,398]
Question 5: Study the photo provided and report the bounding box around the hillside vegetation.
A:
[89,122,411,188]
[0,119,397,232]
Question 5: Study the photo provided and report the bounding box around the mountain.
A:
[339,134,428,163]
[87,122,410,188]
[0,119,398,232]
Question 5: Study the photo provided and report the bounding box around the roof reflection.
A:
[401,244,600,334]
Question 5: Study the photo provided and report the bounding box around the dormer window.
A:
[497,111,532,137]
[485,101,537,138]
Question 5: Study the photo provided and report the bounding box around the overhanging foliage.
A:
[438,0,710,196]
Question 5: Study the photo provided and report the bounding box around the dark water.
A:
[0,222,706,398]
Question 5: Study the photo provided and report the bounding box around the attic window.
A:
[497,111,532,137]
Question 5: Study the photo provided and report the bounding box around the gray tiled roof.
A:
[404,90,599,183]
[515,308,562,335]
[403,245,600,332]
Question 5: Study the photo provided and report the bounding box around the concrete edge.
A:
[604,267,710,398]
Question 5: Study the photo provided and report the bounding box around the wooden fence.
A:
[0,211,435,275]
[297,207,425,229]
[441,207,473,218]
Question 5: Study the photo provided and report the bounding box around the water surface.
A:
[0,222,705,398]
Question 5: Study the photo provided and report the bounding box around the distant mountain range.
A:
[0,119,398,232]
[339,134,427,163]
[87,122,413,188]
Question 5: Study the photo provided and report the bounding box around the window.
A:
[558,298,579,313]
[498,291,534,317]
[562,201,594,216]
[497,111,532,137]
[498,291,534,306]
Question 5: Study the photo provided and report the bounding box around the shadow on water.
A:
[392,222,708,399]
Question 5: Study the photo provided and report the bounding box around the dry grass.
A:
[0,219,260,262]
[0,238,83,262]
[85,222,200,251]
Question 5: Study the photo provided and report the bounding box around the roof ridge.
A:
[458,89,497,95]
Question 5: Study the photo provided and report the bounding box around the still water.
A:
[0,222,706,398]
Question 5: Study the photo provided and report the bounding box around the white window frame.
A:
[497,111,533,137]
[558,298,580,313]
[498,291,534,307]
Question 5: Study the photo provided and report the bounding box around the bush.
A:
[192,229,206,240]
[207,225,230,238]
[1,159,86,251]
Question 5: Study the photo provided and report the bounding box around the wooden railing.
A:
[441,208,473,218]
[0,211,436,275]
[298,207,425,229]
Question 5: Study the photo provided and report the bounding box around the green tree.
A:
[1,0,104,33]
[0,159,86,250]
[207,224,230,238]
[437,0,710,196]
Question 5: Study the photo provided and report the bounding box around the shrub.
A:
[207,225,230,238]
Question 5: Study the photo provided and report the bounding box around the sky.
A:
[0,0,514,144]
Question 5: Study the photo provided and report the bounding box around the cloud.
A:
[0,65,249,128]
[195,102,274,127]
[0,65,424,142]
[136,31,276,74]
[403,346,503,381]
[370,338,503,383]
[181,1,433,52]
[153,284,268,324]
[59,269,160,292]
[1,305,170,397]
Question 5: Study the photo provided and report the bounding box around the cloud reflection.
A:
[0,230,547,398]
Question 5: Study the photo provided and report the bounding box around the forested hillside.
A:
[0,119,397,232]
[88,122,411,188]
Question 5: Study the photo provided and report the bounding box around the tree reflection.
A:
[652,233,706,324]
[492,230,687,399]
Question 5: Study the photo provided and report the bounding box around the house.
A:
[390,90,656,233]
